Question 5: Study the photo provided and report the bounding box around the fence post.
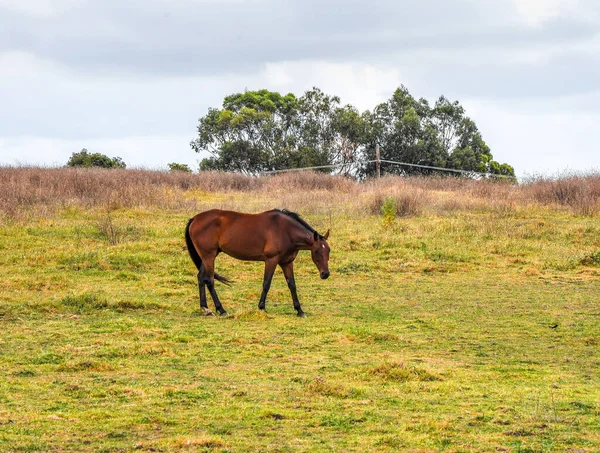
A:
[375,144,381,179]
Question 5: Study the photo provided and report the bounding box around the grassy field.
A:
[0,168,599,452]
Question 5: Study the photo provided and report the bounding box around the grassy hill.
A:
[1,168,599,452]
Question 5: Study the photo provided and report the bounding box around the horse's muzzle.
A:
[320,271,330,280]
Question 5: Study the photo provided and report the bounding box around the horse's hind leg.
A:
[202,256,228,316]
[197,266,213,316]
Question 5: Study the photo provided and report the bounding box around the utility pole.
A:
[375,144,381,179]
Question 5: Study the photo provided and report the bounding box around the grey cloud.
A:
[2,0,598,78]
[397,49,600,102]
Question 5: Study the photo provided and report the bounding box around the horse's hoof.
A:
[297,311,306,318]
[220,311,229,317]
[203,309,214,316]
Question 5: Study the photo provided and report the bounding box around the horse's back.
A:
[189,209,279,260]
[192,209,279,228]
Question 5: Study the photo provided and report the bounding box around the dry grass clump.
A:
[306,376,350,398]
[193,170,263,191]
[360,175,524,216]
[368,362,440,382]
[366,192,424,218]
[171,436,227,449]
[408,176,524,214]
[264,171,355,192]
[523,173,600,216]
[361,177,431,217]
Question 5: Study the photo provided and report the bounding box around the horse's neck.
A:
[289,227,314,251]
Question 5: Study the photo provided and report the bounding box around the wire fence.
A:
[261,159,514,180]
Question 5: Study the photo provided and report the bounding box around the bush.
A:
[381,197,397,224]
[67,149,126,169]
[168,163,192,173]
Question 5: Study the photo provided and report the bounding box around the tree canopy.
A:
[191,87,515,178]
[67,149,126,169]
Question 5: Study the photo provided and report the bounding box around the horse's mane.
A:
[275,209,322,238]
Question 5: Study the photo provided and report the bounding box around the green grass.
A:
[1,203,599,452]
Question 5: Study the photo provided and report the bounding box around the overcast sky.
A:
[1,0,599,177]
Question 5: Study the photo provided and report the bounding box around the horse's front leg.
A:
[258,259,278,311]
[280,261,305,317]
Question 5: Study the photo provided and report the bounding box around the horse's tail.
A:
[185,218,233,286]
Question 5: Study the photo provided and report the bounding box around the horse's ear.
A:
[323,229,330,240]
[313,231,319,242]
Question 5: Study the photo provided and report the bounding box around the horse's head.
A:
[311,229,330,280]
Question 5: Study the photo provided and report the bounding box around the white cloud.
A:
[0,0,79,17]
[510,0,596,26]
[262,61,403,110]
[0,51,54,76]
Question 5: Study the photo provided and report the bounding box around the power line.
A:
[377,160,513,179]
[261,163,353,174]
[262,159,514,179]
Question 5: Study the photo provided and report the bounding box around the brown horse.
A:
[185,209,330,317]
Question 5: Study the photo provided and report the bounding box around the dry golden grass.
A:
[1,166,599,221]
[524,174,600,216]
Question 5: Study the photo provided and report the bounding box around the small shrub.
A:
[381,197,398,225]
[381,196,397,224]
[168,163,192,173]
